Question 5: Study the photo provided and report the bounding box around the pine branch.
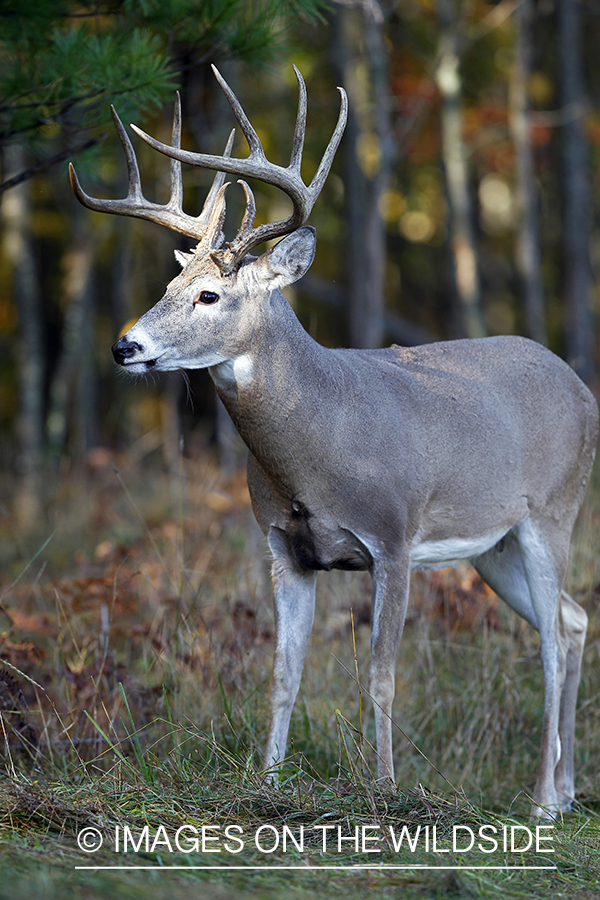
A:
[0,135,105,193]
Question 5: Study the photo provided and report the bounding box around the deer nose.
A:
[112,337,143,365]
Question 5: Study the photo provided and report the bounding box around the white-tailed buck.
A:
[70,66,598,817]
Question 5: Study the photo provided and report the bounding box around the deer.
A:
[69,65,598,818]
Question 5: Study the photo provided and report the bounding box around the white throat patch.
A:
[212,354,254,390]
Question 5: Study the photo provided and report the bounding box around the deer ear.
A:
[174,249,193,269]
[260,226,316,289]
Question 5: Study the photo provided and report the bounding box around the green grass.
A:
[0,447,599,898]
[1,741,600,899]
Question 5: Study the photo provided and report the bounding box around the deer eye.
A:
[194,290,219,306]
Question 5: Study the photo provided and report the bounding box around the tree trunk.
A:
[510,0,546,345]
[1,144,45,528]
[334,0,394,349]
[47,205,98,459]
[558,0,594,382]
[436,0,485,339]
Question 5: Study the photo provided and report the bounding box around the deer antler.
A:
[69,93,235,251]
[130,66,348,272]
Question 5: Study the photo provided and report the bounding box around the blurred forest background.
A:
[1,0,600,530]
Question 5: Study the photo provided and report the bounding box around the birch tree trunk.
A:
[435,0,485,339]
[1,144,44,528]
[558,0,594,383]
[510,0,546,345]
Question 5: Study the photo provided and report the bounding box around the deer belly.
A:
[409,528,510,571]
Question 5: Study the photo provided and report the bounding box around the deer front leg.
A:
[370,547,411,784]
[263,526,317,774]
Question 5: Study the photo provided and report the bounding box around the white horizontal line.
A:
[74,864,557,871]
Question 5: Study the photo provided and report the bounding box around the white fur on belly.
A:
[410,528,509,570]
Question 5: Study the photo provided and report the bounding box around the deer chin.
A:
[118,357,159,375]
[155,352,230,373]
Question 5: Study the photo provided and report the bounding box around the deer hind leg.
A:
[472,521,581,816]
[369,549,411,785]
[263,527,317,775]
[554,590,587,806]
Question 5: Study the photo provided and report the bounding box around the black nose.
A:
[112,337,143,365]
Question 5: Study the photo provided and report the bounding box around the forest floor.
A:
[0,440,599,899]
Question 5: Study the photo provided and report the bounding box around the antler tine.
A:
[237,179,257,235]
[111,105,144,201]
[210,179,257,273]
[289,65,307,173]
[210,65,266,160]
[202,181,230,253]
[167,92,183,213]
[197,128,235,228]
[307,86,348,199]
[69,105,144,214]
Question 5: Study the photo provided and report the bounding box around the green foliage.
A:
[1,26,175,144]
[0,0,330,184]
[121,0,328,62]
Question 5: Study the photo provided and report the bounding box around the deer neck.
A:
[209,289,333,488]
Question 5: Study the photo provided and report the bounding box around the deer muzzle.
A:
[112,337,144,366]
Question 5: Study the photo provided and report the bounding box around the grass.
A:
[0,441,599,898]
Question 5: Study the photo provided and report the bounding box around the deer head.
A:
[69,67,347,376]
